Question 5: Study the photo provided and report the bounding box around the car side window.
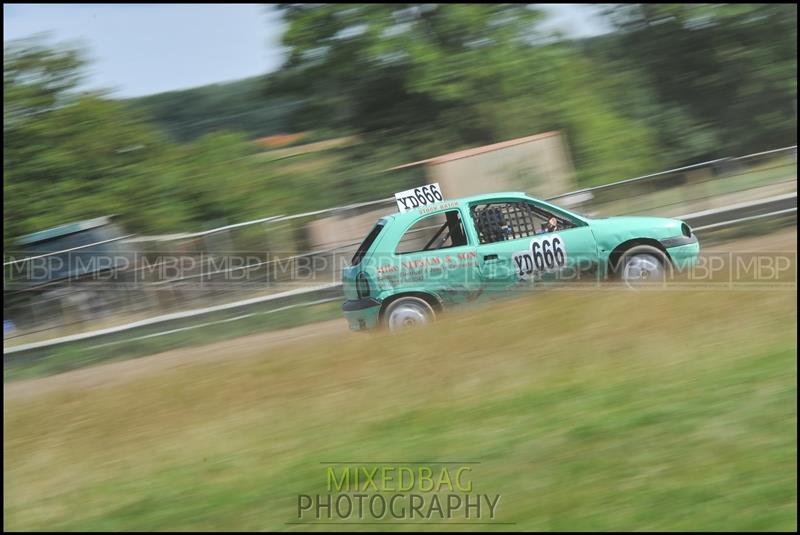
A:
[395,210,468,254]
[470,202,574,244]
[525,202,576,236]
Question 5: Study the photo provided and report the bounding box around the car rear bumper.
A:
[342,298,381,331]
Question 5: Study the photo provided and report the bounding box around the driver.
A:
[540,217,559,234]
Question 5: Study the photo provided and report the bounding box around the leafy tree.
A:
[128,76,303,143]
[3,37,288,248]
[4,37,170,246]
[600,3,797,160]
[273,4,663,186]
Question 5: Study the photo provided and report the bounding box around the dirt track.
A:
[5,227,796,402]
[4,319,350,401]
[704,227,797,252]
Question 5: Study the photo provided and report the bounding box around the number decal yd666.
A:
[394,183,444,213]
[513,235,568,280]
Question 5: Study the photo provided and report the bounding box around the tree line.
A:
[4,4,796,247]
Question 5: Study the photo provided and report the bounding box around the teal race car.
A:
[342,187,699,332]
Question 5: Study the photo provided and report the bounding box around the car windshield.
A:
[542,199,590,221]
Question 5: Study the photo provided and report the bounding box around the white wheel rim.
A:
[622,254,664,288]
[388,301,430,331]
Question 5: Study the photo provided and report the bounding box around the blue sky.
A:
[3,4,611,98]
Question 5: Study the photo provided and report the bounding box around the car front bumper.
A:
[663,237,700,271]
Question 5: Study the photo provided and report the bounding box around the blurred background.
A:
[3,4,797,532]
[4,4,796,237]
[3,4,797,349]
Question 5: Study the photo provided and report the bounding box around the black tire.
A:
[382,296,436,332]
[614,245,672,289]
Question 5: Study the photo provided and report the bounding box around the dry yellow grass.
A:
[4,289,797,530]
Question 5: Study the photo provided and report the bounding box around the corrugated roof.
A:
[387,131,561,171]
[17,215,116,246]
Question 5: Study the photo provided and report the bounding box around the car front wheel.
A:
[383,297,436,332]
[617,245,671,289]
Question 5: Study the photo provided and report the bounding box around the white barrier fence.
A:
[6,144,796,259]
[4,196,796,356]
[4,145,797,352]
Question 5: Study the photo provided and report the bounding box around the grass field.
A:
[4,288,796,531]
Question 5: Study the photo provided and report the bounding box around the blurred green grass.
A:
[3,290,797,531]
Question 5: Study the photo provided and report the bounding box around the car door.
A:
[524,198,599,282]
[468,199,598,295]
[388,209,483,306]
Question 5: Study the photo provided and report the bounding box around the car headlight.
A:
[681,222,692,238]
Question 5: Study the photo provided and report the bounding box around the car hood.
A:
[586,215,685,249]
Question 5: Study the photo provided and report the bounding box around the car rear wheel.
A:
[617,245,671,289]
[383,297,436,332]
